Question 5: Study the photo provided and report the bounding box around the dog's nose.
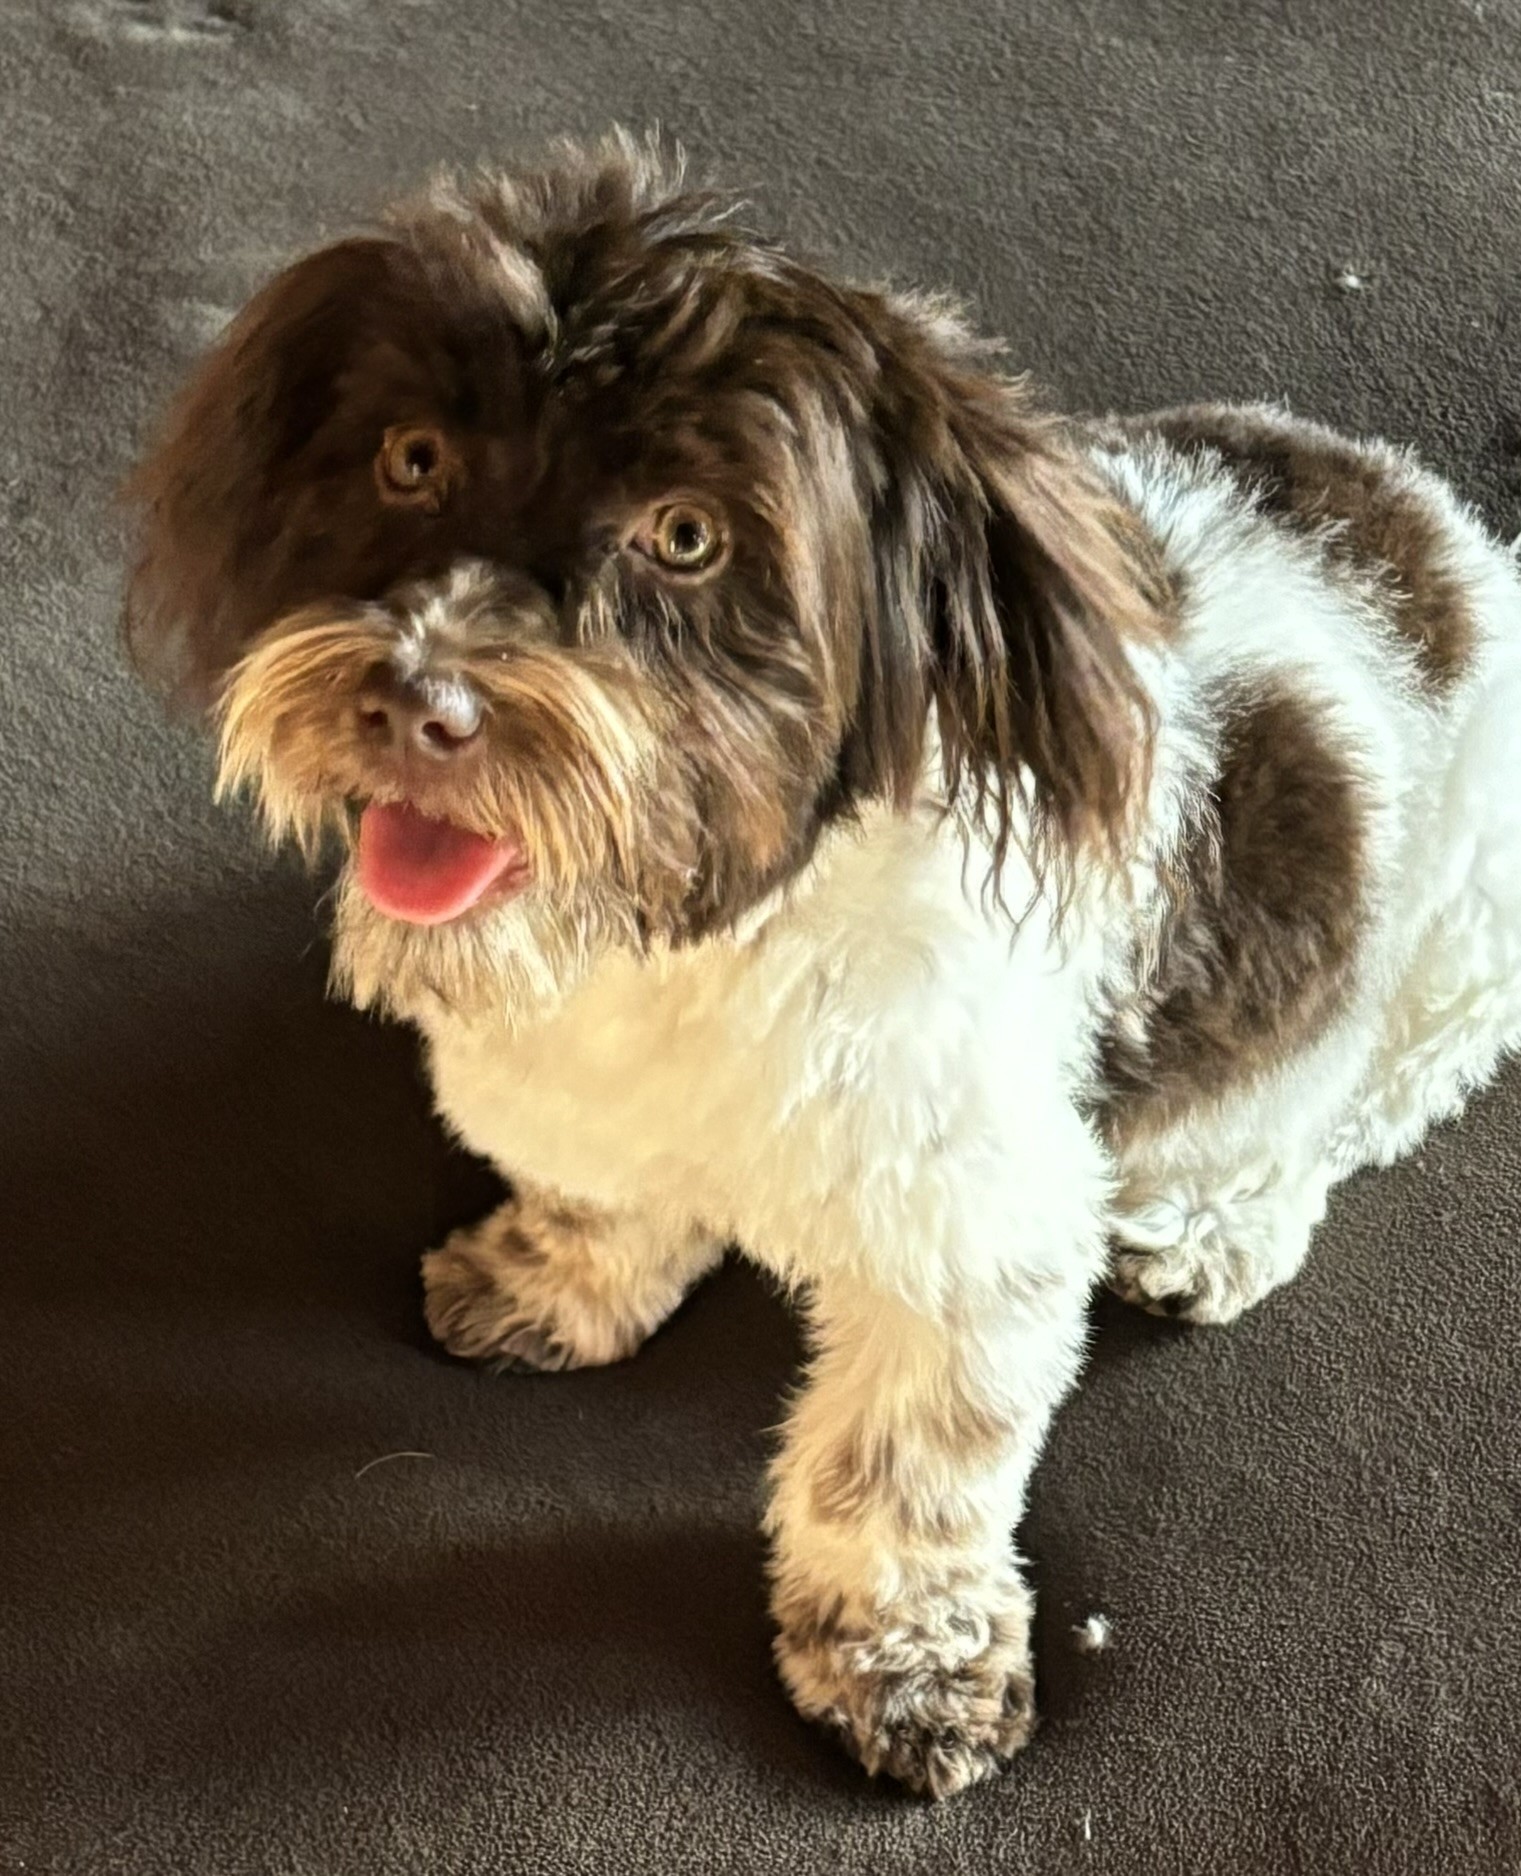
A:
[356,674,483,758]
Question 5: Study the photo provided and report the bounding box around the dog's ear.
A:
[121,238,404,707]
[846,300,1164,876]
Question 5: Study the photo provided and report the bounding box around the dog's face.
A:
[125,136,1162,1021]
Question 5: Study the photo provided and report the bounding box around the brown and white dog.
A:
[124,132,1521,1797]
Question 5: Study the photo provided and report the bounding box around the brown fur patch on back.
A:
[1125,404,1475,690]
[1099,682,1367,1138]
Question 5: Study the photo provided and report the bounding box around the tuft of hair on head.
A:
[394,124,750,294]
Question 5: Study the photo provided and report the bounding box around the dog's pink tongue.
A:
[357,803,527,925]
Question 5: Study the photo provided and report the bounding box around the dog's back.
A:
[1090,402,1521,1318]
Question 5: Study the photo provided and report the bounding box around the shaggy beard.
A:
[212,591,688,1027]
[329,864,641,1029]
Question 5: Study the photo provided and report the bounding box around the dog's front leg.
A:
[423,1184,724,1371]
[767,1244,1094,1798]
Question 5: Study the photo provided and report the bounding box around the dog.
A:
[123,131,1521,1798]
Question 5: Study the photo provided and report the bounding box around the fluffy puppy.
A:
[124,132,1521,1798]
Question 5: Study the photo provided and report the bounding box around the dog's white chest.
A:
[416,811,1096,1256]
[422,944,755,1217]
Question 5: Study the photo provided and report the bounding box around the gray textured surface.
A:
[4,2,1521,1870]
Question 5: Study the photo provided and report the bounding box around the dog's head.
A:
[125,132,1163,1020]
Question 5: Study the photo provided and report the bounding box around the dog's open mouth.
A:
[356,801,532,925]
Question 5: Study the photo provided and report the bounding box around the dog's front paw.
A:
[775,1585,1036,1798]
[422,1222,578,1371]
[422,1194,720,1372]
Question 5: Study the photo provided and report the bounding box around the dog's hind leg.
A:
[1108,1156,1332,1324]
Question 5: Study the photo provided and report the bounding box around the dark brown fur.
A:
[1122,404,1475,690]
[124,138,1164,961]
[1099,682,1368,1136]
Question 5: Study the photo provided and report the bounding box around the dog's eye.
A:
[638,503,725,574]
[376,425,455,513]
